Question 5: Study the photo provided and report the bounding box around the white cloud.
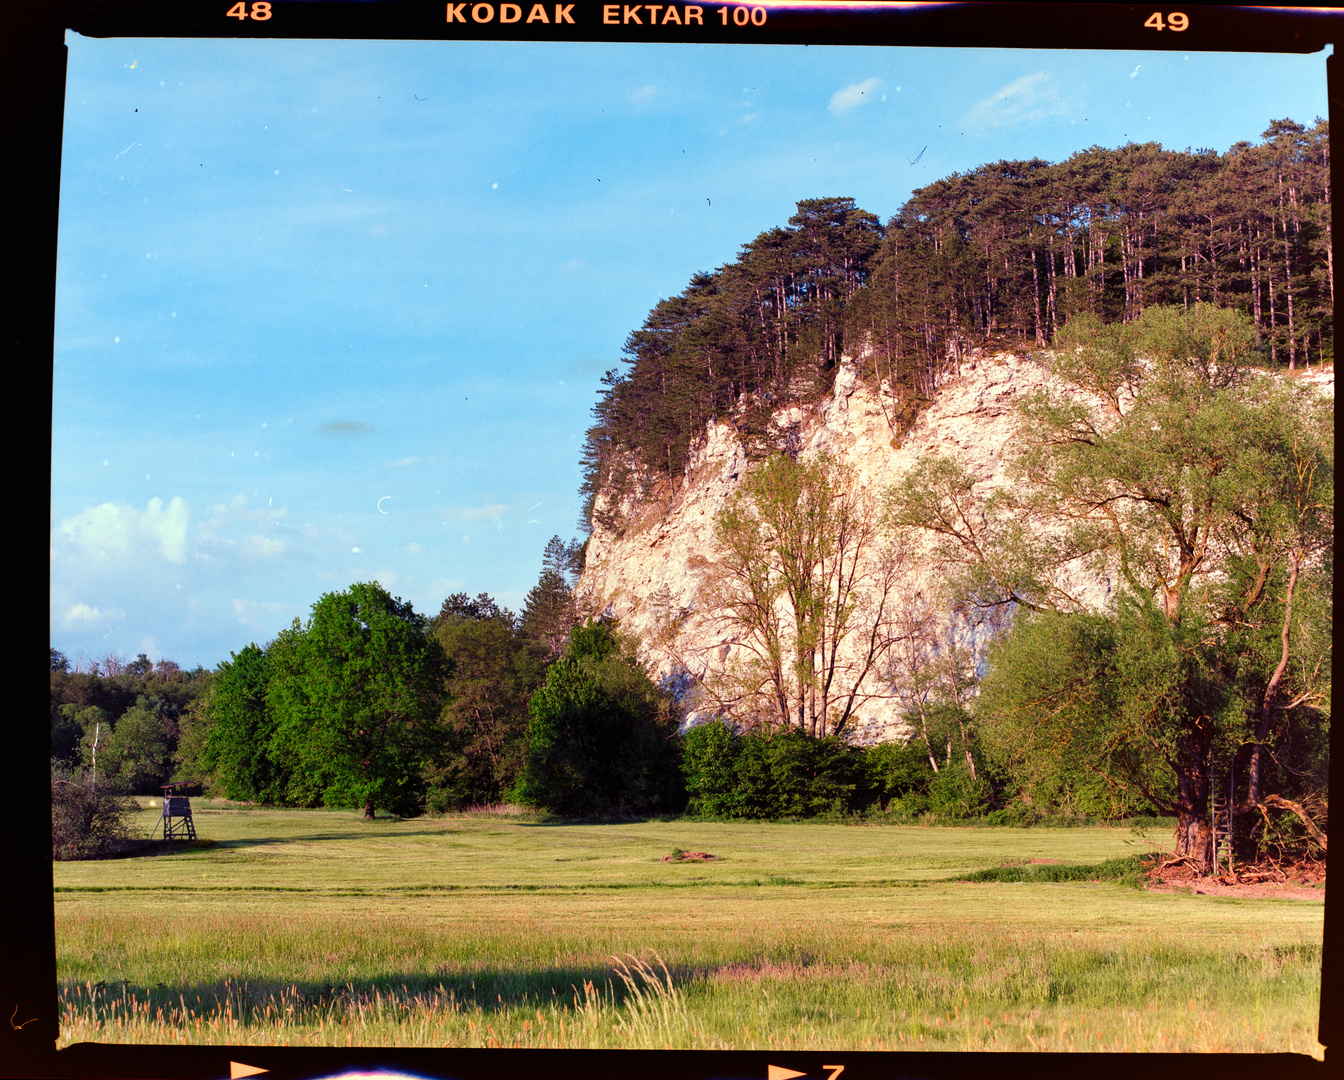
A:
[194,496,293,564]
[231,598,295,631]
[388,456,420,467]
[62,602,125,628]
[828,78,883,115]
[966,72,1068,129]
[56,496,191,564]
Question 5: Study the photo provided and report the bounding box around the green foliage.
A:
[861,739,933,810]
[53,704,100,764]
[927,762,992,820]
[513,621,685,817]
[951,854,1148,888]
[199,644,289,804]
[680,720,745,817]
[78,705,170,795]
[51,661,208,776]
[890,304,1333,865]
[262,583,450,818]
[584,124,1330,543]
[581,197,882,526]
[424,596,546,812]
[519,536,584,659]
[169,678,216,794]
[976,602,1187,820]
[682,722,905,819]
[753,730,865,817]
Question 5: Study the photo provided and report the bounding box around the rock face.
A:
[576,349,1333,740]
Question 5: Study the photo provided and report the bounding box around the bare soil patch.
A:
[661,850,717,862]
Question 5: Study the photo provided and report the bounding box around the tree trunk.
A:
[364,797,376,820]
[1172,750,1213,873]
[1173,807,1213,873]
[1245,554,1300,809]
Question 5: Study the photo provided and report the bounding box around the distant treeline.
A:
[48,537,585,805]
[581,119,1330,529]
[50,652,209,796]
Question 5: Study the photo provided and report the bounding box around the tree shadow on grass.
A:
[58,959,690,1033]
[110,827,469,858]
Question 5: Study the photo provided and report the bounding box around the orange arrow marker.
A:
[230,1064,268,1079]
[768,1068,807,1080]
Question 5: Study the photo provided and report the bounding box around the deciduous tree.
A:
[513,621,683,817]
[676,453,906,737]
[269,583,450,819]
[908,305,1331,870]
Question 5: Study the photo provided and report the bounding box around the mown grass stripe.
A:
[55,878,932,895]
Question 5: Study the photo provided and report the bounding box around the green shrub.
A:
[862,739,933,809]
[928,763,991,819]
[51,761,142,860]
[681,725,869,819]
[680,720,744,817]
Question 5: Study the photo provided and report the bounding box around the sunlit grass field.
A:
[53,801,1325,1053]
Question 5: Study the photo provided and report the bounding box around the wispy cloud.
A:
[231,598,297,632]
[201,494,288,529]
[240,535,286,558]
[453,503,510,521]
[320,421,371,437]
[828,77,882,115]
[966,72,1067,129]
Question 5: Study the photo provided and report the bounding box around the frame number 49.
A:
[1144,11,1188,31]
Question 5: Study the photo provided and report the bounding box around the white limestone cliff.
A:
[576,349,1333,740]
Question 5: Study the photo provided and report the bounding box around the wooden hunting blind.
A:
[154,781,197,844]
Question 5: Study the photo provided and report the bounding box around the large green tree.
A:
[269,583,450,819]
[899,305,1331,869]
[519,536,585,660]
[77,705,169,794]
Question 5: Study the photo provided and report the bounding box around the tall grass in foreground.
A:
[58,934,1323,1054]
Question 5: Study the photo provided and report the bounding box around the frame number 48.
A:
[227,2,273,19]
[1145,11,1188,31]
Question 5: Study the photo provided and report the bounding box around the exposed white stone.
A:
[577,351,1333,741]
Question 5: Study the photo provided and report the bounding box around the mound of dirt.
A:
[1143,855,1325,900]
[661,850,717,862]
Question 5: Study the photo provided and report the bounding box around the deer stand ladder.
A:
[153,782,197,847]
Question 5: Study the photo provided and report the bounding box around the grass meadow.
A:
[53,801,1325,1054]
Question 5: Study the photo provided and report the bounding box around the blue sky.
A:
[50,34,1330,671]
